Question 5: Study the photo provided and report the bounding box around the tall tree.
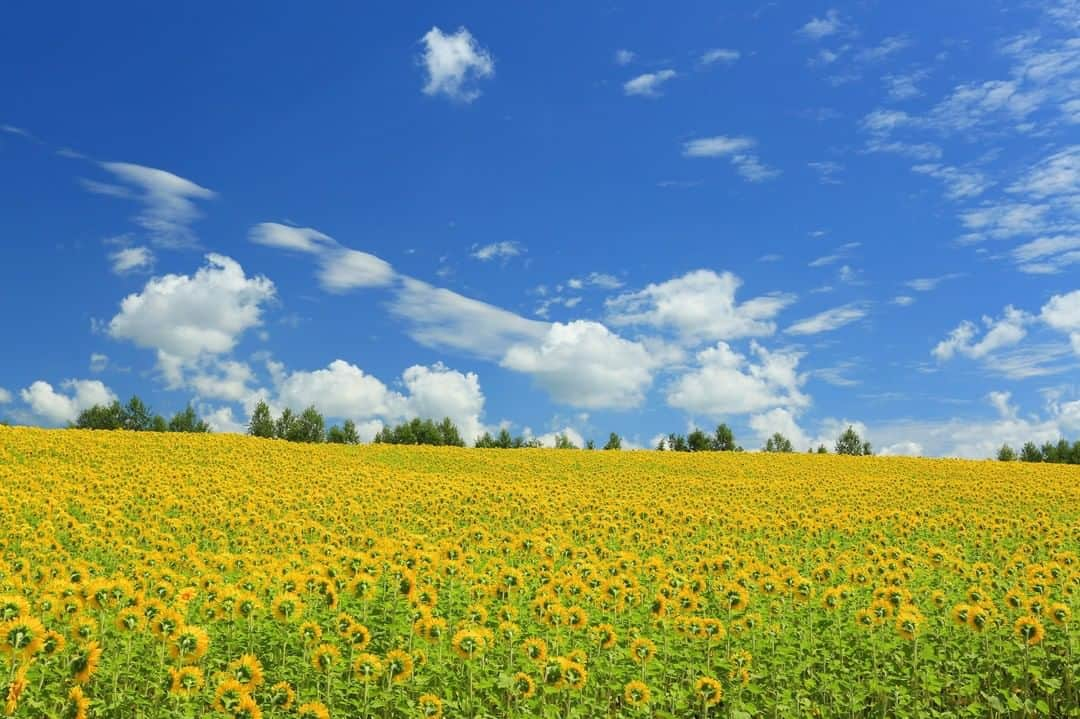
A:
[996,443,1016,461]
[122,396,154,431]
[835,426,869,456]
[274,408,297,441]
[1019,442,1043,462]
[248,401,275,438]
[712,424,737,451]
[687,429,712,452]
[764,433,794,453]
[603,432,622,450]
[74,401,125,430]
[168,405,210,433]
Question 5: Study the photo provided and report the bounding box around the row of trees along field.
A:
[997,438,1080,463]
[71,395,210,432]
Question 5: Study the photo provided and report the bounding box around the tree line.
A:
[996,438,1080,463]
[73,395,210,432]
[63,396,875,457]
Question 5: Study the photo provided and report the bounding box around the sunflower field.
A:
[0,426,1076,718]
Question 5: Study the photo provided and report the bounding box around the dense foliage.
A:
[74,396,209,433]
[999,438,1080,464]
[0,426,1075,718]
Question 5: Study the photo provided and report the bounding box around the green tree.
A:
[835,426,869,456]
[554,432,577,449]
[121,396,154,431]
[288,405,325,443]
[816,444,829,454]
[603,432,622,450]
[168,405,210,433]
[684,429,708,452]
[764,433,794,453]
[585,439,596,450]
[437,418,465,447]
[74,401,125,430]
[996,443,1016,461]
[655,437,666,451]
[1019,441,1043,462]
[274,408,297,441]
[712,424,737,451]
[341,419,359,444]
[248,401,275,438]
[150,415,168,432]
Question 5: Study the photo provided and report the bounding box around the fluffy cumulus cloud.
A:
[798,10,845,40]
[107,254,276,383]
[1041,290,1080,354]
[85,162,215,248]
[502,321,656,409]
[419,26,494,102]
[606,270,794,344]
[0,387,11,404]
[667,341,809,418]
[19,379,116,425]
[275,359,487,442]
[932,305,1032,361]
[748,407,811,450]
[623,70,677,97]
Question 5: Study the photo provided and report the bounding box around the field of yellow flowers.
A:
[0,426,1076,718]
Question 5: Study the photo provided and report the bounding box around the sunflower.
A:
[169,625,210,663]
[563,659,588,691]
[968,605,990,633]
[1014,616,1045,646]
[418,693,444,718]
[233,694,263,719]
[624,680,651,707]
[227,654,265,691]
[4,668,27,716]
[521,637,548,664]
[950,604,971,627]
[311,643,341,673]
[167,666,204,697]
[511,671,536,700]
[267,681,296,711]
[629,637,656,664]
[894,609,921,641]
[116,606,144,633]
[213,678,248,714]
[70,640,102,684]
[349,622,372,650]
[270,593,303,623]
[352,652,383,683]
[385,648,414,684]
[0,596,29,622]
[149,608,183,642]
[62,686,89,719]
[695,676,724,707]
[41,629,66,657]
[1049,602,1071,626]
[0,615,45,659]
[591,623,617,650]
[297,702,330,719]
[299,621,323,646]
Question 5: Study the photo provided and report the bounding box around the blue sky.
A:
[2,1,1079,456]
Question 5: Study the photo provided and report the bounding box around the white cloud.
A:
[89,353,108,373]
[808,160,843,184]
[502,321,656,409]
[932,305,1032,361]
[471,241,523,261]
[108,254,276,380]
[904,273,963,291]
[856,36,911,63]
[884,70,929,101]
[1007,145,1080,198]
[683,135,755,158]
[682,136,778,182]
[570,272,623,290]
[623,70,677,97]
[668,341,809,418]
[808,242,860,267]
[749,407,811,450]
[419,26,494,102]
[605,269,794,344]
[109,246,154,275]
[249,223,335,253]
[533,426,586,449]
[701,48,740,65]
[892,295,916,306]
[0,388,11,404]
[1041,290,1080,354]
[879,441,924,456]
[188,360,257,402]
[275,359,487,442]
[785,303,869,335]
[92,162,215,248]
[912,164,992,200]
[249,222,395,292]
[400,363,486,442]
[19,379,116,426]
[614,49,635,66]
[798,10,844,40]
[1012,235,1080,263]
[201,405,248,434]
[959,202,1051,240]
[318,249,396,292]
[390,278,548,360]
